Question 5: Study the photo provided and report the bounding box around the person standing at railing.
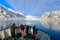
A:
[33,26,36,34]
[19,24,25,38]
[19,24,24,33]
[11,23,16,38]
[33,26,37,39]
[26,26,29,35]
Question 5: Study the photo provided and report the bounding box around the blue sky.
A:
[0,0,60,16]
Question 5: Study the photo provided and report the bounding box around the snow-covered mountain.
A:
[39,10,60,31]
[0,4,40,21]
[0,4,25,20]
[41,10,60,19]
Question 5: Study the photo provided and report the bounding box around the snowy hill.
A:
[39,10,60,31]
[41,10,60,19]
[0,4,25,20]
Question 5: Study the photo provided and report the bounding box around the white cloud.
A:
[26,15,39,20]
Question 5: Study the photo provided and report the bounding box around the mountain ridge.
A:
[0,4,25,20]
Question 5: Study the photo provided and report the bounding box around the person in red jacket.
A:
[19,24,24,33]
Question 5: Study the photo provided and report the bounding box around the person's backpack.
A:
[32,34,37,39]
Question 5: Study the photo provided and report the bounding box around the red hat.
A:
[20,24,24,28]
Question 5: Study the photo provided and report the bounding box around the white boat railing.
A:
[4,28,11,38]
[0,26,51,40]
[0,30,5,40]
